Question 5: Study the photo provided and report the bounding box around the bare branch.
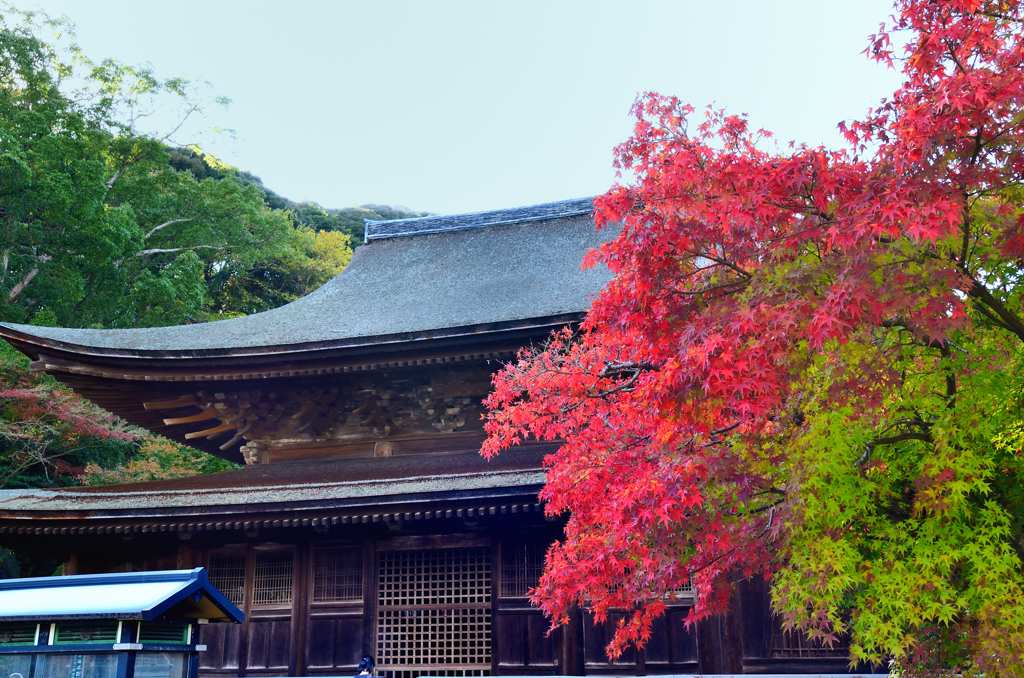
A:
[871,432,933,447]
[144,217,196,240]
[103,106,196,190]
[137,245,223,256]
[7,254,52,301]
[699,253,753,279]
[7,268,37,301]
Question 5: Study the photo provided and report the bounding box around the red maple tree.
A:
[484,1,1024,674]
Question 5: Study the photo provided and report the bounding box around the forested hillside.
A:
[0,7,428,490]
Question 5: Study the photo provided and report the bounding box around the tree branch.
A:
[700,253,752,280]
[858,429,933,467]
[963,272,1024,342]
[144,218,196,240]
[973,302,1017,334]
[7,254,52,302]
[105,107,198,191]
[586,361,660,399]
[872,432,933,447]
[137,245,223,256]
[8,268,38,302]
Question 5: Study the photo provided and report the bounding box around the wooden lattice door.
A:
[377,548,492,678]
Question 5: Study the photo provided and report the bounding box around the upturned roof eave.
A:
[0,311,585,367]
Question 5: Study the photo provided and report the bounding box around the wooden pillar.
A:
[291,543,310,676]
[491,539,501,676]
[62,550,79,576]
[237,544,255,678]
[176,544,194,570]
[695,587,744,674]
[562,604,585,675]
[362,539,377,662]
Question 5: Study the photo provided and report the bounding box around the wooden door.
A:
[199,545,298,677]
[303,544,367,675]
[494,538,560,675]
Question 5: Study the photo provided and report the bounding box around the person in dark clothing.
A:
[356,656,374,677]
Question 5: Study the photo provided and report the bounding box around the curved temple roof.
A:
[0,197,611,360]
[0,198,613,460]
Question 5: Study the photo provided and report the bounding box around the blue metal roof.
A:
[0,568,243,623]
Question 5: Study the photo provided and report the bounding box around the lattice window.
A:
[771,617,849,658]
[500,540,544,597]
[666,577,696,604]
[377,548,491,678]
[253,551,294,606]
[313,547,363,603]
[379,549,491,607]
[209,553,246,606]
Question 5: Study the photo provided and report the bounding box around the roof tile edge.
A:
[363,197,595,242]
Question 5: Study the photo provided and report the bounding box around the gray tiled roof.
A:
[364,197,595,241]
[0,199,613,357]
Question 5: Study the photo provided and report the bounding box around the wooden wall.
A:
[50,521,880,676]
[189,531,711,677]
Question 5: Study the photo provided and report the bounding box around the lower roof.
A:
[0,446,552,520]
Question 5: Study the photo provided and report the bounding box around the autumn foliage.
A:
[483,1,1024,674]
[0,342,234,488]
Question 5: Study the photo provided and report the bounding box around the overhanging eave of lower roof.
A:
[0,449,554,530]
[0,475,546,521]
[0,487,551,537]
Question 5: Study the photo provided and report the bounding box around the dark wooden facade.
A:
[0,492,860,676]
[0,200,875,676]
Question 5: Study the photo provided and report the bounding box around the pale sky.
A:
[34,0,904,216]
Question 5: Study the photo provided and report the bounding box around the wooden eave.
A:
[0,499,551,539]
[1,313,583,382]
[1,316,580,460]
[0,445,555,536]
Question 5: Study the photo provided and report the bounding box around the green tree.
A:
[0,6,294,329]
[208,227,352,317]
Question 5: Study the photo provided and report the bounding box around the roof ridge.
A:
[363,197,594,242]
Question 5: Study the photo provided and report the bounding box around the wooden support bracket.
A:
[184,421,235,440]
[163,409,219,425]
[144,395,199,410]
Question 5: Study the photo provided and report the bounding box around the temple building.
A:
[0,199,865,676]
